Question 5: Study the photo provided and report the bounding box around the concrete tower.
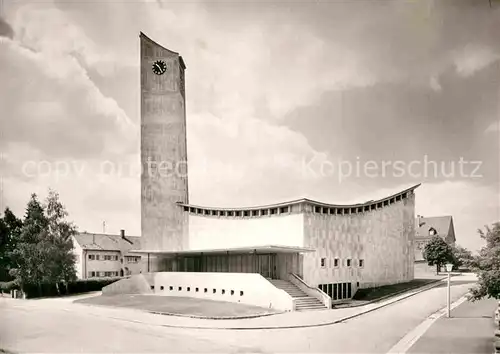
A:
[140,32,189,254]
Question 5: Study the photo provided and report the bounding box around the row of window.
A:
[88,254,119,261]
[318,282,353,300]
[314,193,408,216]
[183,206,291,217]
[181,192,409,219]
[87,254,141,263]
[320,258,364,268]
[152,285,244,297]
[88,271,119,278]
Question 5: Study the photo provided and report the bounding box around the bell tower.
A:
[140,32,189,255]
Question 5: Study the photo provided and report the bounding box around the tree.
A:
[9,194,50,295]
[451,244,474,270]
[43,189,77,293]
[0,217,9,280]
[469,222,500,301]
[10,191,79,296]
[0,207,23,281]
[423,236,454,274]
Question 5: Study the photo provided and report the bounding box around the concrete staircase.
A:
[268,279,327,311]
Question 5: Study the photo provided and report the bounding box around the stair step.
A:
[269,279,328,311]
[296,304,326,308]
[296,307,327,311]
[296,299,323,303]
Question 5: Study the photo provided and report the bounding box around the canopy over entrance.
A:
[129,245,315,256]
[130,245,314,279]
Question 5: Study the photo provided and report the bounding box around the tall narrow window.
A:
[320,258,326,268]
[346,259,351,267]
[359,259,364,268]
[334,258,339,267]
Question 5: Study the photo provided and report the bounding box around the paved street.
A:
[407,297,498,354]
[0,275,489,353]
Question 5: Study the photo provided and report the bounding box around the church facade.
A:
[106,33,419,311]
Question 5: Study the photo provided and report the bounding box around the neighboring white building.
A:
[71,230,142,279]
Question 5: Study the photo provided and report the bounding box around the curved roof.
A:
[140,32,186,69]
[178,183,421,211]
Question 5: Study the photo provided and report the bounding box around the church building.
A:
[104,33,419,312]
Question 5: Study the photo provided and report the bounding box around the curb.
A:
[146,309,285,320]
[74,301,285,321]
[100,277,450,331]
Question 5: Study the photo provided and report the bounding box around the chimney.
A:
[417,215,424,227]
[120,229,134,245]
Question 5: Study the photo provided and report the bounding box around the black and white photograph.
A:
[0,0,499,353]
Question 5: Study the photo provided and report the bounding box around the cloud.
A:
[454,44,500,77]
[429,76,442,92]
[187,111,325,207]
[485,120,499,133]
[0,16,13,39]
[0,6,137,159]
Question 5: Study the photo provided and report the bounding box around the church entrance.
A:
[166,253,279,279]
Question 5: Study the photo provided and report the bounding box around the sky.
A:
[0,0,499,253]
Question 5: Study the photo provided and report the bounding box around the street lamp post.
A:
[445,263,453,318]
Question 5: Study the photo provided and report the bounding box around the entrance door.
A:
[270,254,277,279]
[257,254,277,279]
[259,254,270,278]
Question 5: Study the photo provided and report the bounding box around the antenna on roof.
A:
[103,221,106,233]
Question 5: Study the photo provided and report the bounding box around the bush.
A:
[22,277,122,298]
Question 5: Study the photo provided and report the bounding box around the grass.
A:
[352,278,438,302]
[75,294,279,318]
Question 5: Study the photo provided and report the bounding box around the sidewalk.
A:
[14,274,476,330]
[407,297,498,354]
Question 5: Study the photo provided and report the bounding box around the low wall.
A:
[289,273,332,308]
[102,274,153,296]
[153,272,294,311]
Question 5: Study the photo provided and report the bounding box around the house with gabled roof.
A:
[414,215,456,262]
[71,230,143,279]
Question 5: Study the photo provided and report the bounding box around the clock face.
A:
[152,60,167,75]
